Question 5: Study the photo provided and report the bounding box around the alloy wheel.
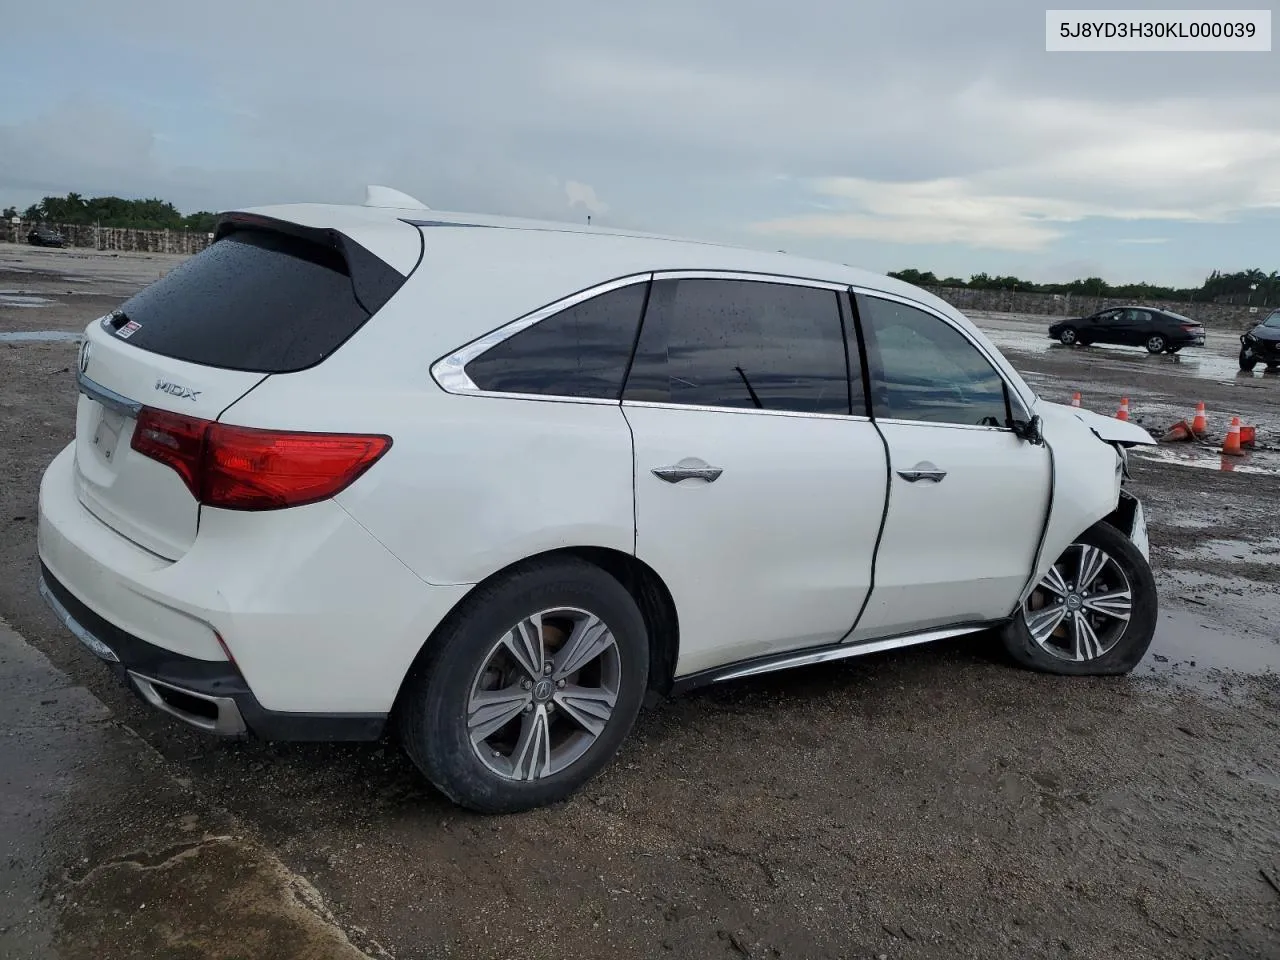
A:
[1022,543,1133,661]
[1059,328,1077,345]
[467,607,621,781]
[1146,335,1165,353]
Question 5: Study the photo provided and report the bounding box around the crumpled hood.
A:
[1036,399,1156,446]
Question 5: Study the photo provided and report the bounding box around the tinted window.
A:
[857,295,1010,427]
[465,283,648,399]
[624,278,853,415]
[1263,311,1280,328]
[113,230,399,373]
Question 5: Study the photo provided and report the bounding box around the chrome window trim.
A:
[873,416,1012,433]
[651,269,849,292]
[850,287,1035,426]
[430,273,653,395]
[623,399,872,423]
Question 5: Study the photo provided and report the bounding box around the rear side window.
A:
[623,278,853,415]
[109,230,402,373]
[465,282,649,399]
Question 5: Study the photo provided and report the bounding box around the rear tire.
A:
[1058,327,1078,345]
[1001,521,1156,676]
[398,557,649,813]
[1145,334,1166,354]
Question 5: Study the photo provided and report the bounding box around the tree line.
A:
[888,268,1280,307]
[3,193,218,233]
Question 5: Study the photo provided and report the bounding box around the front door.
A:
[622,275,888,676]
[849,292,1052,641]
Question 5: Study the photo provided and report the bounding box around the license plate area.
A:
[90,406,128,463]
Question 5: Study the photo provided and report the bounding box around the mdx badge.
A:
[155,380,202,401]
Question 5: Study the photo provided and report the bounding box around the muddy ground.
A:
[1,243,1277,960]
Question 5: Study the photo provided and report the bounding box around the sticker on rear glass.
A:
[116,320,141,339]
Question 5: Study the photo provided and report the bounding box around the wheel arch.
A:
[392,546,681,714]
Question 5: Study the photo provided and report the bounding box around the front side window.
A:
[623,278,854,415]
[465,282,649,399]
[857,294,1011,427]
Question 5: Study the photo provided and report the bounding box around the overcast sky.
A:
[2,2,1276,286]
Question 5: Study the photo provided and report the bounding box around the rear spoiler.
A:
[214,212,410,317]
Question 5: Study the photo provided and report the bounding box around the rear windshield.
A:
[110,230,398,373]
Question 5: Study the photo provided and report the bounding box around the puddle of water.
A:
[0,330,81,343]
[1170,538,1280,567]
[983,329,1273,384]
[1135,446,1280,476]
[1139,608,1280,691]
[0,293,53,307]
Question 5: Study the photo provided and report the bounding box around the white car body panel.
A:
[623,404,887,675]
[40,442,469,712]
[35,200,1152,736]
[851,421,1051,640]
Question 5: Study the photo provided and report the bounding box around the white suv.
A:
[37,194,1157,812]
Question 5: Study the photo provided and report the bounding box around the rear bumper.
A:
[39,563,384,740]
[37,440,471,728]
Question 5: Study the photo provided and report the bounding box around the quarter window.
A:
[465,282,649,399]
[857,294,1011,427]
[623,278,855,415]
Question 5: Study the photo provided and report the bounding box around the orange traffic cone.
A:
[1070,392,1081,408]
[1191,402,1207,435]
[1222,416,1243,456]
[1240,424,1256,447]
[1116,397,1130,421]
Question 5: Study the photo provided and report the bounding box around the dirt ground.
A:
[1,242,1277,960]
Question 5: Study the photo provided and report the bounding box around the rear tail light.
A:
[130,408,390,510]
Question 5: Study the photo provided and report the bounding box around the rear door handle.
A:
[652,462,724,484]
[897,461,947,483]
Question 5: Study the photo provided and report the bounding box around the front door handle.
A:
[897,461,947,483]
[652,462,724,484]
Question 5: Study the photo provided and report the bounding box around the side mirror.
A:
[1012,415,1044,446]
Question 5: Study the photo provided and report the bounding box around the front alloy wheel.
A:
[1001,521,1156,675]
[1145,334,1166,353]
[1058,327,1078,345]
[1022,545,1132,662]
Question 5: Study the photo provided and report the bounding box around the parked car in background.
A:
[27,225,67,248]
[1048,307,1206,354]
[38,193,1158,812]
[1239,309,1280,371]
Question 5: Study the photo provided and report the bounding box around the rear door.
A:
[623,274,888,676]
[850,292,1051,640]
[73,225,413,560]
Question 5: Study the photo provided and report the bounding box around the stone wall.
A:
[922,285,1265,329]
[2,220,213,255]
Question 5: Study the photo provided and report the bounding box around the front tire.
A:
[1145,334,1166,354]
[398,557,649,813]
[1058,327,1078,345]
[1240,347,1258,371]
[1001,521,1156,676]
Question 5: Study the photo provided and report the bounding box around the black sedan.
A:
[26,225,67,248]
[1048,306,1206,354]
[1240,309,1280,372]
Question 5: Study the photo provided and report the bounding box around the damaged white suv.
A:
[37,192,1157,812]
